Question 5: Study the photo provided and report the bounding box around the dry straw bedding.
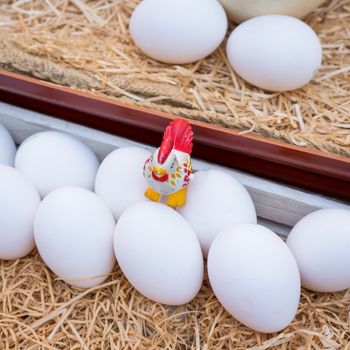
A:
[1,250,350,349]
[0,0,349,156]
[0,1,350,349]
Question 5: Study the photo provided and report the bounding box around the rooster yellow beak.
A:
[153,166,167,178]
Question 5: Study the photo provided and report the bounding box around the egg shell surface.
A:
[15,131,99,197]
[177,169,256,257]
[130,0,228,64]
[219,0,326,23]
[95,147,151,220]
[226,15,322,92]
[114,202,204,305]
[208,223,301,333]
[287,208,350,292]
[0,123,16,166]
[0,165,41,259]
[34,187,116,288]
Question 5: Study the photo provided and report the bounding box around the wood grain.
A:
[0,70,349,200]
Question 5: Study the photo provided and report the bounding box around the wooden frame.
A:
[0,69,349,201]
[2,102,349,235]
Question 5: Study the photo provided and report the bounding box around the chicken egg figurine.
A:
[143,119,193,207]
[130,0,228,64]
[15,131,99,198]
[114,201,204,305]
[227,15,322,92]
[0,123,16,166]
[0,165,41,260]
[287,208,350,292]
[219,0,327,23]
[95,147,151,220]
[208,223,301,333]
[34,187,116,288]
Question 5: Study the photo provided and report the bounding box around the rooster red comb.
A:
[157,119,193,164]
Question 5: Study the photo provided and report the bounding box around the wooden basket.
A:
[0,70,349,201]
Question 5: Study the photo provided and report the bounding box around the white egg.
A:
[0,165,41,259]
[95,147,151,220]
[287,208,350,292]
[208,223,300,333]
[219,0,326,23]
[34,187,116,288]
[226,15,322,91]
[0,123,16,166]
[15,131,99,197]
[130,0,228,64]
[114,202,203,305]
[177,169,256,257]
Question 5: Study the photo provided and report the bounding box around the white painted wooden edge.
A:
[0,102,348,235]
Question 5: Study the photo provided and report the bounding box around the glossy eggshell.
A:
[208,223,301,333]
[219,0,327,23]
[114,202,204,305]
[15,131,99,197]
[95,147,151,220]
[0,165,41,259]
[34,187,116,288]
[177,169,256,257]
[0,123,16,166]
[130,0,228,64]
[287,208,350,292]
[226,15,322,92]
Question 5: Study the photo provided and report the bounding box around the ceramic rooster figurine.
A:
[143,119,193,207]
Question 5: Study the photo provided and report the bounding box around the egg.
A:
[0,123,16,166]
[287,208,350,292]
[0,165,41,259]
[130,0,228,64]
[114,202,203,305]
[95,147,151,220]
[208,223,300,333]
[177,169,256,257]
[34,187,116,288]
[219,0,327,23]
[226,15,322,92]
[15,131,99,197]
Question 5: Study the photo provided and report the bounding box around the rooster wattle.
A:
[143,119,193,207]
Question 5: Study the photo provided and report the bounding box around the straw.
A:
[0,251,349,348]
[0,0,349,156]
